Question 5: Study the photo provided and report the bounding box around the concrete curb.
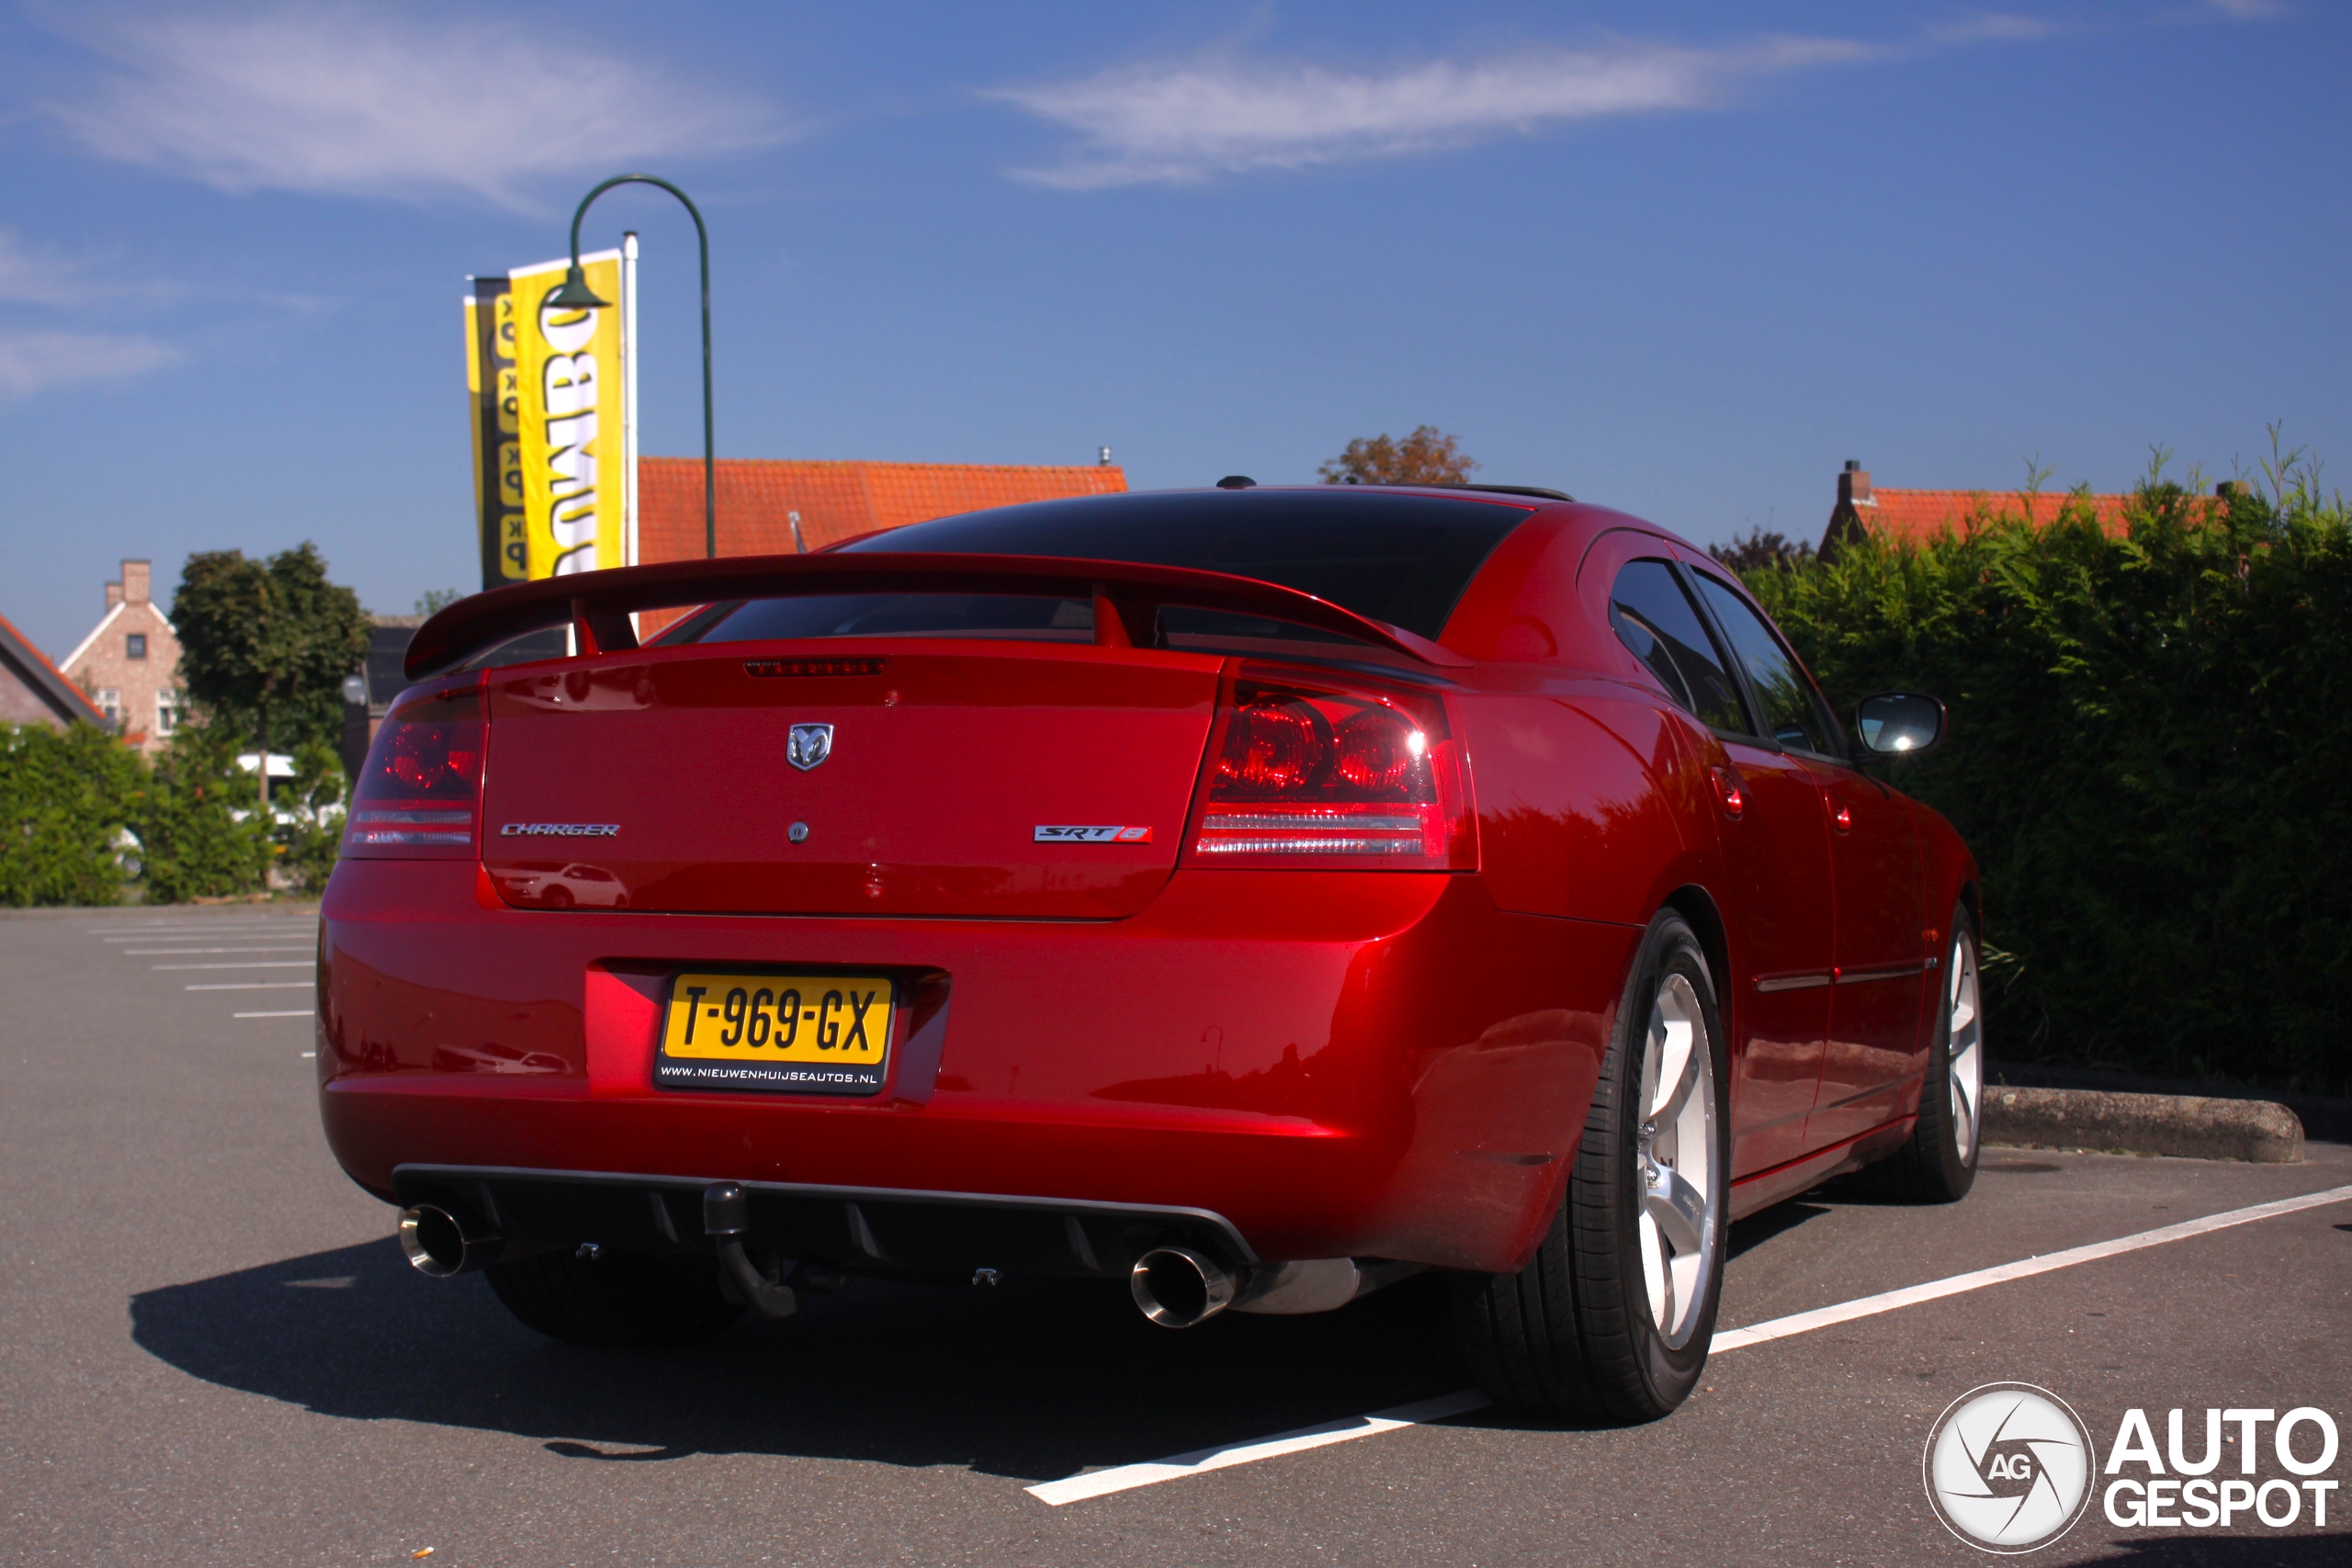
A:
[1987,1058,2351,1144]
[1983,1086,2304,1164]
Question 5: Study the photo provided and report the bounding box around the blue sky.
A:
[2,0,2346,659]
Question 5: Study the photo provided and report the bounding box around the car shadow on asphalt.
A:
[1726,1200,1832,1260]
[130,1237,1493,1482]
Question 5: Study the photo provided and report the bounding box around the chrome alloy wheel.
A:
[1635,972,1719,1350]
[1947,928,1984,1166]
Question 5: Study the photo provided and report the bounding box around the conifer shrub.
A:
[1740,453,2350,1095]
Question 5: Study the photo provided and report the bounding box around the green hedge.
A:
[0,722,144,905]
[0,720,345,907]
[1741,467,2351,1097]
[135,724,269,904]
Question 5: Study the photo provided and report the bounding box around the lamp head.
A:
[544,263,609,310]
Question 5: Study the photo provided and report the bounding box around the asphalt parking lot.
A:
[3,905,2346,1567]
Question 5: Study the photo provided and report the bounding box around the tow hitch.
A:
[703,1181,797,1319]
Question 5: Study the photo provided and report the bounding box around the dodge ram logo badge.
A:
[786,723,834,772]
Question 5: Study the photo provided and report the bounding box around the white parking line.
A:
[92,921,315,931]
[152,962,313,971]
[96,925,316,937]
[1025,1392,1491,1506]
[1707,1181,2352,1353]
[1024,1182,2352,1507]
[236,1010,315,1019]
[122,946,313,955]
[186,982,311,991]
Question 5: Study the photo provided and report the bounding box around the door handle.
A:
[1709,765,1746,820]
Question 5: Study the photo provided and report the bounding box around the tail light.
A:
[344,681,487,858]
[1182,664,1476,870]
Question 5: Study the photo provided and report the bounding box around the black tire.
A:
[1451,908,1731,1424]
[486,1248,744,1347]
[1858,904,1982,1203]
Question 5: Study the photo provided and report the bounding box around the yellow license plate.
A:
[656,972,895,1096]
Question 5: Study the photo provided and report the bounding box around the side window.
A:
[1606,559,1747,733]
[1689,573,1842,757]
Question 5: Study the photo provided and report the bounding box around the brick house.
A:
[59,560,183,755]
[0,611,109,732]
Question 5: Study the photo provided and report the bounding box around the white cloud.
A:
[1929,13,2059,45]
[0,331,179,398]
[39,4,790,208]
[989,36,1878,189]
[0,232,95,307]
[0,229,177,307]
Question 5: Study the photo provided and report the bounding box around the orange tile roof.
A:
[1821,465,2245,558]
[1849,488,2132,547]
[638,457,1128,562]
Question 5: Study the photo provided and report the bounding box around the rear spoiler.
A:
[405,552,1472,679]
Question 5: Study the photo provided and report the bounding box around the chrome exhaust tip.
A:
[1129,1246,1237,1329]
[397,1204,497,1278]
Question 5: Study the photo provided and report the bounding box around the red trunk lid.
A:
[480,642,1219,918]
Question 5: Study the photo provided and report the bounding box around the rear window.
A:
[665,490,1531,648]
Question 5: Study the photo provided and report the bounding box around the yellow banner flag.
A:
[506,249,628,579]
[463,279,527,584]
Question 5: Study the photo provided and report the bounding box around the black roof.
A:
[0,613,109,731]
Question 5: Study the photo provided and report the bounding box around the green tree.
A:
[1319,425,1477,486]
[0,721,142,906]
[1708,528,1816,574]
[171,543,370,817]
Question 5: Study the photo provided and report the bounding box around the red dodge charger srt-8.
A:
[318,483,1984,1423]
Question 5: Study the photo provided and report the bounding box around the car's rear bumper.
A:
[390,1163,1257,1282]
[318,861,1641,1273]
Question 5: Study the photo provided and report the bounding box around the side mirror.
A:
[1853,692,1947,757]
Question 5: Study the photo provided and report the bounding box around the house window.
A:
[126,634,148,660]
[96,688,122,724]
[156,691,179,737]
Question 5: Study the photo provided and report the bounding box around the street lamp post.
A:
[546,175,718,559]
